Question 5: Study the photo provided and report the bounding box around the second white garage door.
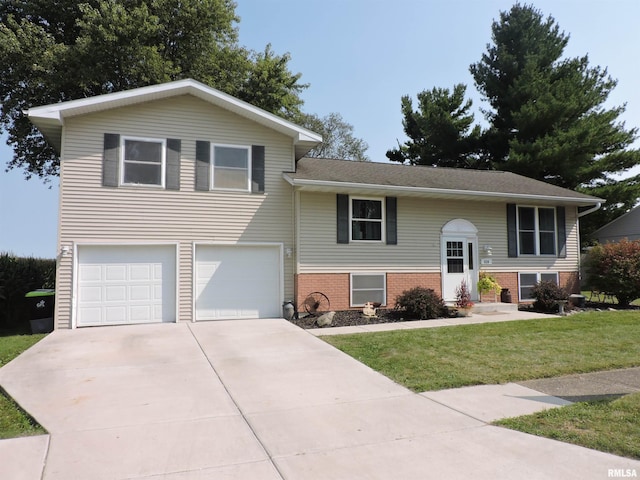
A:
[195,244,282,320]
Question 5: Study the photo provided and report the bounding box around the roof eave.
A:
[26,79,322,156]
[282,175,604,206]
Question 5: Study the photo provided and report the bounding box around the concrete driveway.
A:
[0,319,638,479]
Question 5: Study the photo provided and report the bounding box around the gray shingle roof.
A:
[285,157,602,205]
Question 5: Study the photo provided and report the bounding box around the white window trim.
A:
[349,196,385,243]
[210,143,252,192]
[350,272,387,307]
[518,272,559,302]
[516,205,556,256]
[120,136,166,188]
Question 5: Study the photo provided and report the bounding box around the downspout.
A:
[576,202,602,290]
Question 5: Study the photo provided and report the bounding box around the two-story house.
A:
[27,79,602,328]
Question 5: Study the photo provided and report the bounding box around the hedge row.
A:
[0,253,56,328]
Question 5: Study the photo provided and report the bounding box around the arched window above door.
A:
[441,219,478,235]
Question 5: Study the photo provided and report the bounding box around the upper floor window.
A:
[212,145,250,191]
[518,206,556,255]
[121,137,166,187]
[351,198,384,241]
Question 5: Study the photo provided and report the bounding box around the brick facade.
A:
[386,273,442,307]
[296,270,581,312]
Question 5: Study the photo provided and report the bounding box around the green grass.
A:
[323,311,640,392]
[0,333,46,368]
[0,331,47,438]
[495,392,640,459]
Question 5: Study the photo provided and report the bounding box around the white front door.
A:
[441,237,477,302]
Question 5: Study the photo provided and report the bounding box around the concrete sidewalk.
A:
[1,320,638,479]
[307,309,557,336]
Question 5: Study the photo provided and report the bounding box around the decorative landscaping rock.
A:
[316,311,336,327]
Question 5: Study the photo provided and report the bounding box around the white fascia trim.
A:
[282,175,604,206]
[26,79,322,143]
[578,202,602,217]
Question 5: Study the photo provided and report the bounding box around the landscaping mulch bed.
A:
[289,308,437,329]
[289,301,640,330]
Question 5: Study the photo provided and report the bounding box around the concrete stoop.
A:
[445,302,518,314]
[472,302,518,313]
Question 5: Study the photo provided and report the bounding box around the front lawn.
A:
[323,311,640,392]
[495,392,640,460]
[0,332,47,439]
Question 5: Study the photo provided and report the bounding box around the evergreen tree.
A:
[390,3,640,237]
[470,3,640,235]
[386,84,484,168]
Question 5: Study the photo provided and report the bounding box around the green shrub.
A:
[395,287,446,320]
[530,280,568,312]
[584,240,640,307]
[0,253,56,329]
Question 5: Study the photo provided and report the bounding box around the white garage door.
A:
[195,245,281,320]
[77,245,176,327]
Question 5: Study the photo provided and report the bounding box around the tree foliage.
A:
[298,112,369,161]
[584,239,640,307]
[386,84,484,168]
[0,0,367,179]
[390,3,640,237]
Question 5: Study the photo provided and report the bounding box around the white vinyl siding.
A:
[350,273,386,306]
[519,272,559,301]
[297,192,579,275]
[55,95,296,328]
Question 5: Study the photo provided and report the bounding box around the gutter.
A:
[578,202,602,217]
[283,174,604,206]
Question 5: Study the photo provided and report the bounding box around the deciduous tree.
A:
[298,112,369,161]
[0,0,314,179]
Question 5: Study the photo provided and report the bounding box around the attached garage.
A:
[76,244,177,327]
[195,244,282,320]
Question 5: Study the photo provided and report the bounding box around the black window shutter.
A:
[507,203,518,257]
[556,206,567,258]
[251,145,265,193]
[386,197,397,245]
[102,133,120,187]
[337,194,349,244]
[166,139,181,190]
[195,141,210,191]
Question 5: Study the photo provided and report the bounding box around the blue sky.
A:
[1,0,639,258]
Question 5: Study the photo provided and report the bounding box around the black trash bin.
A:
[25,289,55,334]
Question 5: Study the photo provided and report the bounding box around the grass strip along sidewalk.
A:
[0,332,47,439]
[324,311,640,459]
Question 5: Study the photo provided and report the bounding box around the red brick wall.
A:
[386,273,442,308]
[295,270,580,311]
[295,273,350,312]
[560,271,580,294]
[296,272,442,311]
[479,272,518,303]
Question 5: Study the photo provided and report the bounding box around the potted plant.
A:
[477,272,502,302]
[455,280,474,317]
